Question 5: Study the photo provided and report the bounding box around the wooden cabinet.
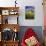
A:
[0,7,19,24]
[0,7,19,46]
[0,41,19,46]
[2,41,19,46]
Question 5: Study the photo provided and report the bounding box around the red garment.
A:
[21,28,41,46]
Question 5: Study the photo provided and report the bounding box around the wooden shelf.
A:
[0,24,19,32]
[0,7,19,46]
[0,40,19,46]
[0,7,19,24]
[0,7,19,10]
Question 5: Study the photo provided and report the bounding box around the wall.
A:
[0,0,44,26]
[18,0,43,26]
[0,0,44,44]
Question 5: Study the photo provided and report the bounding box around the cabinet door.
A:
[3,42,18,46]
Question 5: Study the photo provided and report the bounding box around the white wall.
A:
[0,0,43,26]
[18,0,44,26]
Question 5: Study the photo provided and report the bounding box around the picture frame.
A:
[9,10,18,15]
[2,10,9,15]
[25,6,35,19]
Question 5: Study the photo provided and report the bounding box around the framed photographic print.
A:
[2,10,9,15]
[9,10,18,15]
[10,11,14,15]
[25,6,35,19]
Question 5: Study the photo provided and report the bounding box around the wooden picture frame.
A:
[2,10,9,15]
[9,10,18,15]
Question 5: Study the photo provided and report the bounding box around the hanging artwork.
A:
[25,6,35,19]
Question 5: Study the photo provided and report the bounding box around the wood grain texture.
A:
[0,24,20,32]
